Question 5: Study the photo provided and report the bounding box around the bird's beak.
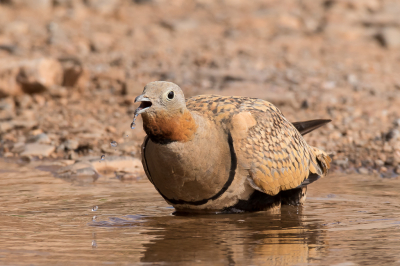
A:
[134,94,153,114]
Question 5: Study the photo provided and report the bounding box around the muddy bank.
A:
[1,0,400,177]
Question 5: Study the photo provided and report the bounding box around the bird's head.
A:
[134,81,186,117]
[134,81,197,143]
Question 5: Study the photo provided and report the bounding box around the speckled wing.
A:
[187,95,327,196]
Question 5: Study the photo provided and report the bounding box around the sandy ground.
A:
[0,0,400,177]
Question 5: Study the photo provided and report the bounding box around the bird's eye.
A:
[167,91,174,100]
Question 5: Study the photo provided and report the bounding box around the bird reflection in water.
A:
[135,206,327,265]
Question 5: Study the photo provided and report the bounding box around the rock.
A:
[375,159,384,167]
[20,143,55,157]
[56,161,100,183]
[3,20,29,36]
[11,142,25,153]
[90,156,144,175]
[90,32,114,52]
[358,167,369,175]
[0,121,13,133]
[17,58,64,93]
[160,19,199,32]
[63,139,79,150]
[0,97,15,111]
[377,27,400,48]
[59,58,90,89]
[15,95,33,109]
[0,61,23,97]
[395,166,400,175]
[11,119,38,129]
[68,151,79,160]
[28,133,51,144]
[56,144,65,153]
[85,0,120,16]
[322,81,336,90]
[334,158,349,167]
[11,0,52,10]
[3,152,14,157]
[0,97,15,120]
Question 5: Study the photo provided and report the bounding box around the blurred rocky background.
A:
[0,0,400,177]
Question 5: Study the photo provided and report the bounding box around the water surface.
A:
[1,160,400,265]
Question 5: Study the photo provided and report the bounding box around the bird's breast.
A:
[143,117,233,203]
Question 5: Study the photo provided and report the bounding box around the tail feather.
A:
[292,119,331,136]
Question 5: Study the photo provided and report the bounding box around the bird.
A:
[134,81,331,214]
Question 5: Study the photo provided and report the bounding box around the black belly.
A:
[221,187,307,213]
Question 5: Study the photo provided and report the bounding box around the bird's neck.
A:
[142,109,198,143]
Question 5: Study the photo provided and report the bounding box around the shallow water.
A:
[1,160,400,265]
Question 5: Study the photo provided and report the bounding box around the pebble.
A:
[29,133,51,144]
[63,139,80,150]
[20,144,55,157]
[17,58,64,93]
[378,27,400,48]
[358,167,369,175]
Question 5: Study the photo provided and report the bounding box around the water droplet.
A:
[100,155,105,160]
[130,114,139,129]
[110,141,118,147]
[92,240,97,248]
[92,216,97,221]
[92,206,98,211]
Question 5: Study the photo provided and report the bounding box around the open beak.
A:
[134,95,153,114]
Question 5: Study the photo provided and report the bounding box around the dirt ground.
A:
[0,0,400,177]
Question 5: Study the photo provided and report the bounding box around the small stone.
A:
[380,166,388,173]
[68,151,79,160]
[17,58,64,94]
[11,142,25,153]
[334,158,348,167]
[0,61,23,97]
[20,144,55,157]
[90,32,114,53]
[106,126,116,133]
[358,167,369,175]
[56,144,65,153]
[395,166,400,175]
[85,0,120,16]
[347,74,358,85]
[59,58,90,89]
[11,120,38,129]
[3,152,14,158]
[63,139,79,150]
[29,133,51,144]
[377,27,400,48]
[375,159,384,167]
[322,81,335,90]
[0,122,13,133]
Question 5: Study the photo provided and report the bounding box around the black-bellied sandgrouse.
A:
[135,81,331,213]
